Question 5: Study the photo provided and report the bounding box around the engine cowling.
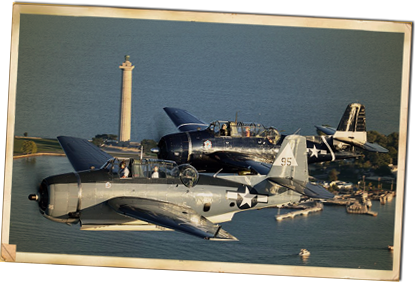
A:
[30,173,80,224]
[157,133,190,164]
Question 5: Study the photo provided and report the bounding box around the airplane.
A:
[155,103,388,174]
[28,135,333,241]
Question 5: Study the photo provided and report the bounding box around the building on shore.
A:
[100,56,140,157]
[119,55,135,142]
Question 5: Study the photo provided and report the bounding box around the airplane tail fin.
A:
[318,103,388,153]
[267,135,308,190]
[267,135,333,199]
[333,103,367,145]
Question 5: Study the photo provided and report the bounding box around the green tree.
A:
[91,134,118,146]
[374,164,393,177]
[329,169,339,182]
[21,140,37,155]
[95,134,118,140]
[92,137,105,146]
[141,139,158,155]
[354,131,399,169]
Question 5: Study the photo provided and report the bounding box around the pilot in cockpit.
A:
[220,124,229,136]
[245,127,251,137]
[120,161,130,178]
[151,166,160,178]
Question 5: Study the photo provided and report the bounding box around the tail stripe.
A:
[321,135,335,161]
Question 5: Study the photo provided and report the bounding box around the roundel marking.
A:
[226,186,268,209]
[203,140,212,149]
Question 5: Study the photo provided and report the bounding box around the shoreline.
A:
[13,153,66,159]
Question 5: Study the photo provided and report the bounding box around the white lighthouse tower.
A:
[119,55,135,142]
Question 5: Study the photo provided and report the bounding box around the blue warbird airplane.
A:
[155,103,388,174]
[29,135,332,241]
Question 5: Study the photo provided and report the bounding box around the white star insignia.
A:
[309,145,320,158]
[239,187,257,207]
[226,187,268,208]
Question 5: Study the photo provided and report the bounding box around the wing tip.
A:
[209,227,238,241]
[208,237,239,242]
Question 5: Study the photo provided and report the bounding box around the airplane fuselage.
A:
[157,129,357,173]
[35,163,300,230]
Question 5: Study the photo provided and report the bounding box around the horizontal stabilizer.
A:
[360,142,389,153]
[315,125,336,136]
[57,136,113,172]
[164,107,209,132]
[304,182,334,199]
[333,135,389,153]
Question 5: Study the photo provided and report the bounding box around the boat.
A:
[299,249,310,256]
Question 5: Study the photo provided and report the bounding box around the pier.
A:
[322,198,349,206]
[271,188,394,221]
[345,193,378,216]
[346,200,378,216]
[276,202,323,221]
[372,191,395,205]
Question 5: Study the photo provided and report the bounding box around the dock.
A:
[346,198,378,216]
[322,198,350,206]
[379,193,394,205]
[346,208,378,216]
[276,202,323,221]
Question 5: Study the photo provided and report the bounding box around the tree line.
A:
[353,131,399,176]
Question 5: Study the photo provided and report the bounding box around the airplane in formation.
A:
[28,135,333,241]
[154,103,388,174]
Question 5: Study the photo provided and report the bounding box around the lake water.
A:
[13,14,404,142]
[9,156,395,270]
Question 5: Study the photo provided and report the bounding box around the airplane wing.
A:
[244,160,272,175]
[108,197,237,241]
[164,107,209,132]
[57,136,113,172]
[206,151,271,175]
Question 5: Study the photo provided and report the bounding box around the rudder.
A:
[334,103,367,145]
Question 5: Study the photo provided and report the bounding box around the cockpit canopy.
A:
[208,120,280,144]
[102,158,199,188]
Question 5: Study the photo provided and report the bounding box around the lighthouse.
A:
[119,55,135,142]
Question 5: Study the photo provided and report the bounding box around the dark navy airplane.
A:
[155,103,388,174]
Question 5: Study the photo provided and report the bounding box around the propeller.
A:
[27,163,46,204]
[146,113,175,156]
[153,112,174,141]
[28,177,48,213]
